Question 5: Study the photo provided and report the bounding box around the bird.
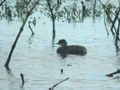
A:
[56,39,87,59]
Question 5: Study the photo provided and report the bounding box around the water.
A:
[0,18,120,90]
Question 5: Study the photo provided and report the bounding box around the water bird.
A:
[56,39,87,59]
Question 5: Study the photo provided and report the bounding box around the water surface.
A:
[0,19,120,90]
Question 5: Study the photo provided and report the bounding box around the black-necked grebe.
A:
[56,39,87,58]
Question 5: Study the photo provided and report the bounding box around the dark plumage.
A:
[56,39,87,58]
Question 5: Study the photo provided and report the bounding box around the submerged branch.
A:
[20,73,25,88]
[106,69,120,77]
[49,77,69,90]
[4,0,40,71]
[28,21,35,35]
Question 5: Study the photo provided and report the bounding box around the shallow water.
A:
[0,18,120,90]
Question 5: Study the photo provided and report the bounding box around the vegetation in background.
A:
[0,0,120,70]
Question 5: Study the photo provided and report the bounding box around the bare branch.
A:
[49,77,70,90]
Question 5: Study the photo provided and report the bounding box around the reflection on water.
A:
[6,70,25,90]
[28,34,34,48]
[0,19,120,90]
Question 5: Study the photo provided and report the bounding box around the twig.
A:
[49,77,69,90]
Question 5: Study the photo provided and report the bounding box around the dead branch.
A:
[49,77,69,90]
[4,0,40,71]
